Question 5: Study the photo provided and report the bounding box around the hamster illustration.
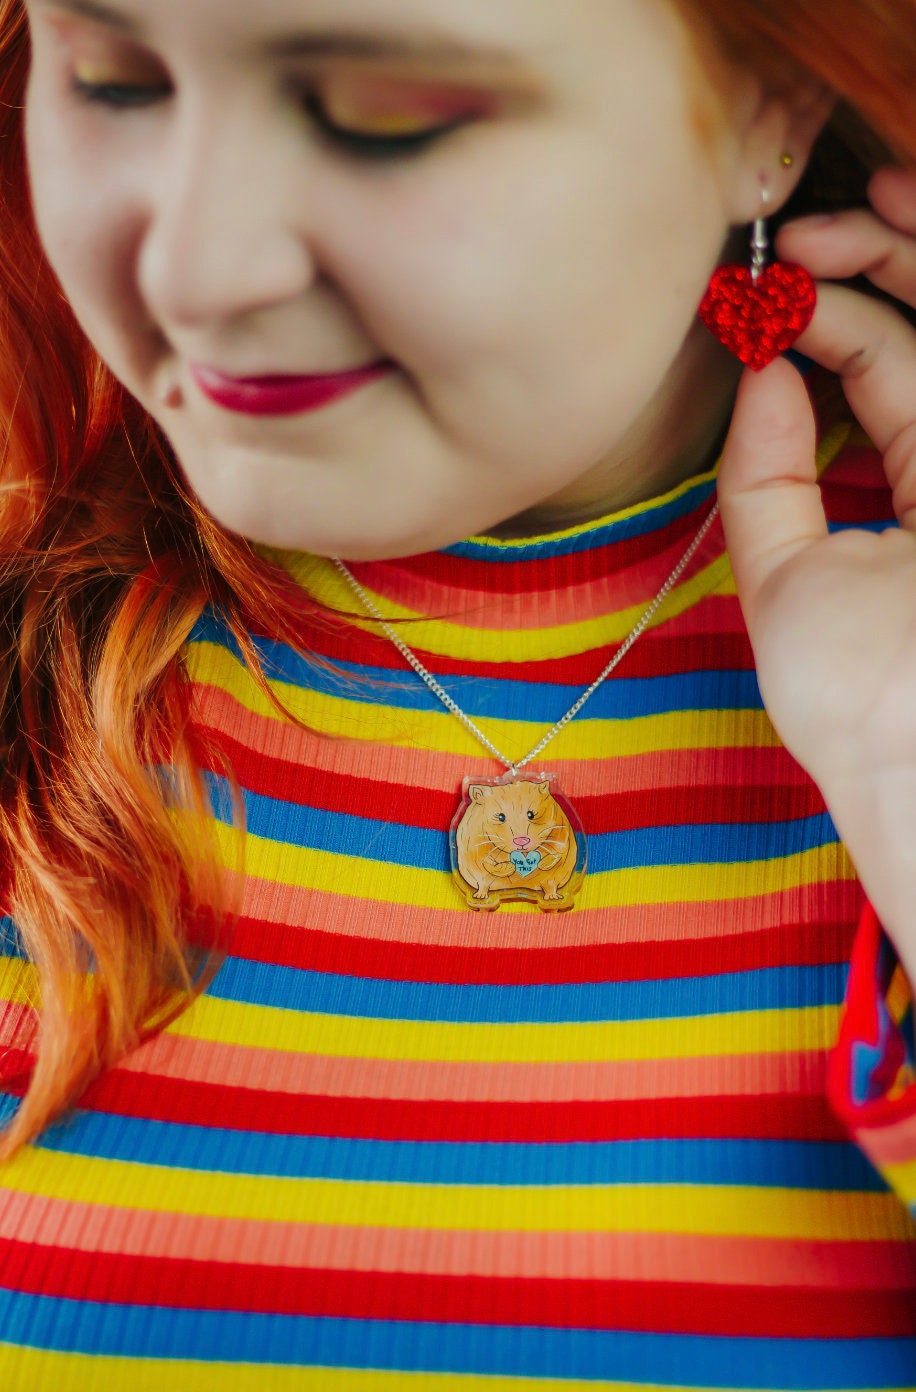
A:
[451,776,583,912]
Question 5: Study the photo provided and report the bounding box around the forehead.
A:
[27,0,573,61]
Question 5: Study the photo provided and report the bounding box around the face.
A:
[23,0,795,558]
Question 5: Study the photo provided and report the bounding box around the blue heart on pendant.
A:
[510,849,542,878]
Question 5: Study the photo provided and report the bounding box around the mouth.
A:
[188,361,396,417]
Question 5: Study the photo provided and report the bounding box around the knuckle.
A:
[839,341,880,379]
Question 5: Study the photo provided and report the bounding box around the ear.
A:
[469,785,490,804]
[537,782,551,796]
[723,73,836,225]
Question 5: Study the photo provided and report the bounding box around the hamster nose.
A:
[513,836,531,849]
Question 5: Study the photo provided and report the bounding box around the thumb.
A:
[717,357,828,629]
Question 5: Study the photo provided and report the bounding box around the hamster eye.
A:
[526,810,535,820]
[496,813,507,823]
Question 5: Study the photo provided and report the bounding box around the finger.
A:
[717,357,825,625]
[776,209,916,304]
[788,281,916,510]
[868,167,916,234]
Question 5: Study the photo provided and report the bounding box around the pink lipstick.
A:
[189,362,395,416]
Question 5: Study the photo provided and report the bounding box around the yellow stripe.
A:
[887,964,912,1025]
[0,1146,909,1240]
[186,641,783,759]
[882,1158,916,1209]
[0,1345,830,1392]
[818,419,858,471]
[170,1000,841,1063]
[259,553,733,665]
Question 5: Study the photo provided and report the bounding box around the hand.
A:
[716,169,916,978]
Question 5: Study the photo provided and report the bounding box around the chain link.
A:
[331,496,720,776]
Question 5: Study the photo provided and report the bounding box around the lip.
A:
[189,361,396,416]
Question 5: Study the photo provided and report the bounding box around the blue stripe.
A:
[212,779,839,874]
[188,615,763,718]
[0,1289,912,1385]
[445,479,718,560]
[0,919,25,959]
[205,957,847,1022]
[828,519,898,535]
[38,1115,884,1191]
[0,919,848,1023]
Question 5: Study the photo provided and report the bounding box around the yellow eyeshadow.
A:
[324,97,439,136]
[318,73,488,136]
[72,61,158,85]
[73,64,122,82]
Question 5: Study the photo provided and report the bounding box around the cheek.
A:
[27,136,152,373]
[333,108,721,369]
[25,73,82,269]
[326,132,722,466]
[25,78,143,336]
[314,168,499,375]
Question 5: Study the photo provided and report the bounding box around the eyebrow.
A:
[39,0,526,72]
[34,0,143,31]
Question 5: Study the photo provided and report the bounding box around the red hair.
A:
[682,0,916,168]
[0,0,913,1155]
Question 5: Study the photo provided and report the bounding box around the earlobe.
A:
[728,84,836,225]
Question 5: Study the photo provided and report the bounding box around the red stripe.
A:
[822,480,895,525]
[78,1075,848,1143]
[819,442,884,488]
[361,501,716,594]
[229,599,755,680]
[203,729,822,830]
[241,624,756,682]
[4,1237,914,1336]
[224,920,856,986]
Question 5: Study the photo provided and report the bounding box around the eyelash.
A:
[69,77,469,161]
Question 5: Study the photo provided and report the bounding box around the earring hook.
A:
[750,185,771,284]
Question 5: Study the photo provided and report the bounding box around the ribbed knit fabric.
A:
[0,385,915,1389]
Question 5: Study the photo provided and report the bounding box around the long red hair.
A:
[0,0,913,1156]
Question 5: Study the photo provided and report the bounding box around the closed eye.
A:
[303,88,471,159]
[72,76,171,107]
[70,77,474,160]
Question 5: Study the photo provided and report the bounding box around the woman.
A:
[1,0,916,1385]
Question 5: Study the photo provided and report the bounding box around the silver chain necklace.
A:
[331,496,719,914]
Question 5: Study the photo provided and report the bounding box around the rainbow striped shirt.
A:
[0,392,915,1390]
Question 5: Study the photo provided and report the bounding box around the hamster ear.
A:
[537,782,551,796]
[469,785,491,804]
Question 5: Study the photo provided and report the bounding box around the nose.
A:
[138,101,318,329]
[513,836,531,849]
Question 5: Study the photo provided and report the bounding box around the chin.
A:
[175,433,532,559]
[189,489,443,560]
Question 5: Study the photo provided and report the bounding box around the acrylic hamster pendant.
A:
[450,770,587,912]
[330,500,718,912]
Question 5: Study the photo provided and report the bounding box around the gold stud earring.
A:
[781,152,795,169]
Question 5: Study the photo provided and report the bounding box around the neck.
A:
[485,322,742,541]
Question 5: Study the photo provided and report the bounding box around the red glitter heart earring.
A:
[699,167,817,372]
